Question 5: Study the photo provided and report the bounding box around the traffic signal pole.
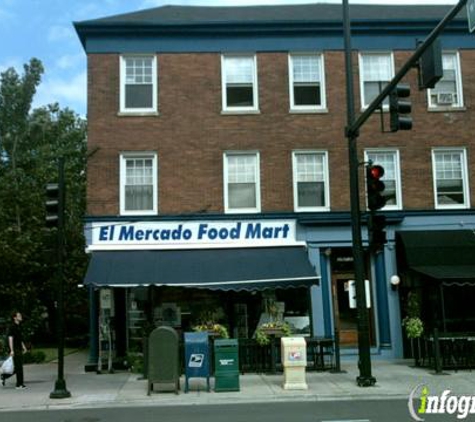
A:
[343,0,375,387]
[342,0,467,387]
[346,0,468,139]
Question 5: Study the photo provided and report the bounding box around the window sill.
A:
[289,108,328,114]
[120,211,158,216]
[224,209,261,214]
[117,111,159,117]
[294,208,330,212]
[221,109,261,116]
[427,106,466,113]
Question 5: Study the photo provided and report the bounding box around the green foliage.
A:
[403,316,424,339]
[0,58,88,343]
[255,322,292,346]
[125,353,144,373]
[23,350,46,364]
[193,323,229,339]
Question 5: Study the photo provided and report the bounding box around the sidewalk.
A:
[1,351,474,412]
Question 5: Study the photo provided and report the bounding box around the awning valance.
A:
[396,230,475,281]
[83,247,319,291]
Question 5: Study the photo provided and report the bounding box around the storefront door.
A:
[332,273,376,348]
[332,274,359,347]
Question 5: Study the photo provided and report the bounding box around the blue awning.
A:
[83,247,319,291]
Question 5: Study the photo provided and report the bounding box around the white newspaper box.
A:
[280,337,308,390]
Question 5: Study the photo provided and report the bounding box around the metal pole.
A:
[50,157,71,399]
[347,0,468,138]
[343,0,376,387]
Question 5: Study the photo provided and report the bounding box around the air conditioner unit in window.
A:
[436,92,455,105]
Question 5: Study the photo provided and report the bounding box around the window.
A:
[120,153,158,215]
[359,53,394,108]
[432,149,470,209]
[428,52,463,109]
[292,151,329,211]
[221,55,258,112]
[224,152,260,213]
[120,56,157,113]
[365,150,402,210]
[289,54,326,111]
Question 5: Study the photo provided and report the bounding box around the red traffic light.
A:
[368,165,384,180]
[366,164,387,211]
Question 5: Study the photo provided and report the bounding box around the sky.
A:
[0,0,459,117]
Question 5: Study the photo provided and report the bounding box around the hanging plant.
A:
[402,316,424,339]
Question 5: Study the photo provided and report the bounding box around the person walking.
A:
[1,312,28,389]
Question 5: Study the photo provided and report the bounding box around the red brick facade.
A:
[86,51,474,216]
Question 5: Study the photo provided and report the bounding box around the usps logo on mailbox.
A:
[189,353,204,368]
[288,349,303,361]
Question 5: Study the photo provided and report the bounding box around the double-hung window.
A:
[120,55,157,113]
[289,53,326,111]
[359,52,394,109]
[293,151,329,211]
[432,148,470,209]
[428,52,463,109]
[224,152,260,213]
[120,153,158,215]
[365,150,402,210]
[221,55,258,112]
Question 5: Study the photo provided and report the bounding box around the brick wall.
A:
[86,51,474,216]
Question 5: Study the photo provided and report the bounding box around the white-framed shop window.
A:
[288,53,326,112]
[223,152,261,213]
[432,148,470,209]
[120,55,158,113]
[221,55,259,113]
[365,149,402,210]
[428,52,464,109]
[292,151,330,211]
[359,52,394,109]
[120,152,158,215]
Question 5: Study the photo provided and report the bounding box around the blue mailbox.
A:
[184,332,210,393]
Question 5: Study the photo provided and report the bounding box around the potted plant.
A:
[403,291,424,365]
[255,321,292,346]
[193,322,229,339]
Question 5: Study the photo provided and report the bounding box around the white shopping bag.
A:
[1,356,14,375]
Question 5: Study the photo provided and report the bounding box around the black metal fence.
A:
[411,332,475,371]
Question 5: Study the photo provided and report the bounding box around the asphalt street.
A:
[0,400,458,422]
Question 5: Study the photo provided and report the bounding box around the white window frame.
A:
[120,152,158,216]
[221,54,259,113]
[288,53,327,112]
[427,51,464,110]
[119,55,158,114]
[358,52,395,110]
[292,151,330,212]
[223,152,261,214]
[432,148,470,210]
[364,149,402,211]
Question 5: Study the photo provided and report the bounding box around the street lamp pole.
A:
[50,157,71,399]
[342,0,376,387]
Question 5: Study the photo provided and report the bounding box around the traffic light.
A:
[366,164,386,211]
[389,84,412,132]
[369,214,387,252]
[45,183,60,228]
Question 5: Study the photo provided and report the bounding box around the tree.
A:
[0,59,88,344]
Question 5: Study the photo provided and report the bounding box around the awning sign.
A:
[86,219,299,250]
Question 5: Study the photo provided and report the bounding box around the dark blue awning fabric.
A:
[83,247,319,291]
[396,230,475,282]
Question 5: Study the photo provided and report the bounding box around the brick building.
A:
[76,3,475,368]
